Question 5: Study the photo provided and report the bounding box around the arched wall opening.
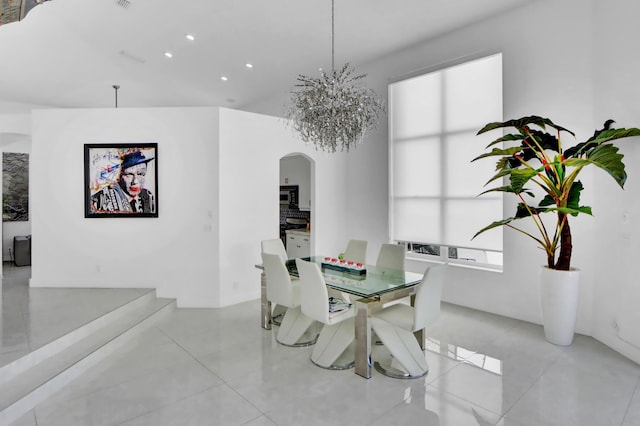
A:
[279,152,314,257]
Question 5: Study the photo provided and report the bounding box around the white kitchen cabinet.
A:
[286,229,310,259]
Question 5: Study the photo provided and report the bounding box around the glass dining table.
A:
[256,256,424,379]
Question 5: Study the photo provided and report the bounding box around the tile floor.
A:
[3,263,640,425]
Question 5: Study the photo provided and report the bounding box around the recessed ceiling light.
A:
[164,51,173,58]
[245,63,253,69]
[221,76,228,81]
[186,34,195,41]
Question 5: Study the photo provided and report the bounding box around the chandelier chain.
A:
[331,0,335,72]
[286,0,385,153]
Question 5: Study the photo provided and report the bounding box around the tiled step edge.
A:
[0,289,157,385]
[0,296,176,425]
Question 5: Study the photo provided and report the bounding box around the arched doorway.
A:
[279,153,314,258]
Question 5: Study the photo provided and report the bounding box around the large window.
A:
[389,53,503,269]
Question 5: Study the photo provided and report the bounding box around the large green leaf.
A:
[539,194,556,207]
[473,206,549,249]
[478,186,535,197]
[477,116,575,136]
[485,164,519,185]
[536,181,588,216]
[566,181,584,212]
[495,157,511,171]
[526,130,561,154]
[538,206,593,216]
[565,144,626,187]
[514,202,537,218]
[510,169,539,193]
[565,126,640,158]
[472,146,523,162]
[557,206,593,215]
[485,133,525,148]
[587,127,640,145]
[472,218,514,239]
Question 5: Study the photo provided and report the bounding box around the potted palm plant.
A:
[473,116,640,345]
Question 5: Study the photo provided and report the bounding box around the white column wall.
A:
[26,106,349,308]
[591,1,640,362]
[29,107,221,307]
[217,108,348,306]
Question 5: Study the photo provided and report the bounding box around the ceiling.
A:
[0,0,532,113]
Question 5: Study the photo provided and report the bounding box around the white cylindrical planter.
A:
[539,266,580,346]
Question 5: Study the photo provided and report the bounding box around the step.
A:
[0,290,175,425]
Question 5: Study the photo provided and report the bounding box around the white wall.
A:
[2,136,32,261]
[0,113,31,135]
[216,108,348,306]
[590,0,640,363]
[29,107,222,307]
[25,106,349,308]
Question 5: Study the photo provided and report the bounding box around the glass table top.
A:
[285,256,423,298]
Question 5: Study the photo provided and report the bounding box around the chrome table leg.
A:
[355,299,374,378]
[261,272,272,330]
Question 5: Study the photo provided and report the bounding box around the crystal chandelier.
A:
[286,0,385,153]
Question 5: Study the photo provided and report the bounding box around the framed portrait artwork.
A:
[84,143,158,218]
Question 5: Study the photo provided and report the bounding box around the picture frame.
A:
[3,152,29,222]
[84,143,158,218]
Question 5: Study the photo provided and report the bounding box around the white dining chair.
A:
[296,258,356,369]
[262,253,317,347]
[261,238,288,261]
[376,243,405,271]
[261,238,289,325]
[371,264,447,378]
[376,243,409,310]
[330,239,368,303]
[344,239,367,264]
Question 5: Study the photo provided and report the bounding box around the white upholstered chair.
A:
[262,253,317,347]
[376,243,405,271]
[331,239,368,303]
[261,238,288,261]
[371,264,447,378]
[376,243,408,309]
[344,239,367,264]
[296,258,356,369]
[261,238,289,325]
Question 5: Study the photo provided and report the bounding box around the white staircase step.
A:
[0,290,175,425]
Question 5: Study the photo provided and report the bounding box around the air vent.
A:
[114,0,131,8]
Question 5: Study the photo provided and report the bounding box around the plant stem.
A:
[517,193,553,256]
[555,213,572,270]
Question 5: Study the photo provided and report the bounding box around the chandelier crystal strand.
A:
[286,0,385,153]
